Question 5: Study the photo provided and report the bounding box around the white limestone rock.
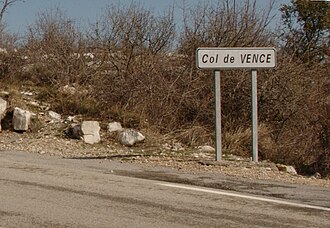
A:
[118,129,145,146]
[13,107,31,131]
[285,165,298,175]
[81,121,101,144]
[107,122,123,133]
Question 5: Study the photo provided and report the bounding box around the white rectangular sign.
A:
[196,47,276,69]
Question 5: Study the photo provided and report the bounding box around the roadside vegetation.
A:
[0,0,329,177]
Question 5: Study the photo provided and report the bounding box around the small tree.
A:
[88,3,177,128]
[270,0,330,175]
[24,7,88,86]
[0,0,24,24]
[0,0,24,47]
[89,3,175,71]
[279,0,330,62]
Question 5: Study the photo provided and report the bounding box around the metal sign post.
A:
[196,47,276,162]
[214,70,222,161]
[251,70,258,162]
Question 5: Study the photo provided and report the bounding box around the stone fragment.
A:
[276,164,297,175]
[311,172,321,179]
[60,85,76,95]
[13,107,31,131]
[162,143,172,150]
[107,122,123,133]
[285,165,298,175]
[162,142,185,151]
[81,121,101,144]
[118,129,145,146]
[47,111,61,120]
[193,152,210,158]
[21,91,33,96]
[198,145,215,152]
[65,116,79,123]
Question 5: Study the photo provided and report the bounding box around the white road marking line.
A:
[158,183,330,212]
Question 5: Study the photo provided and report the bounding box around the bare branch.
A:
[0,0,24,24]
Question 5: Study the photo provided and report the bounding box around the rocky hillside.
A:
[0,86,328,188]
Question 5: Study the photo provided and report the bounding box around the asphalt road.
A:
[0,150,329,227]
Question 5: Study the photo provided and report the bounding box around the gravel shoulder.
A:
[1,123,329,188]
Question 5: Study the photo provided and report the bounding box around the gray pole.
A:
[214,70,222,161]
[251,70,258,162]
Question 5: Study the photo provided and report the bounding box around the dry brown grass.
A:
[222,124,275,158]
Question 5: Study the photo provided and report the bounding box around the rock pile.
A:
[0,95,145,146]
[65,120,145,146]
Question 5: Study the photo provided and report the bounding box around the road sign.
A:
[196,47,277,162]
[196,47,276,69]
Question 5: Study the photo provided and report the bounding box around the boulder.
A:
[107,122,123,133]
[118,129,145,146]
[13,107,31,131]
[81,121,101,144]
[66,121,101,144]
